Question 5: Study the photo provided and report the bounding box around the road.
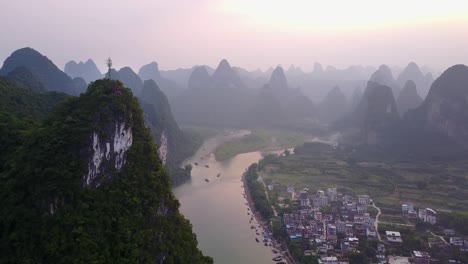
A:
[371,203,382,241]
[430,231,449,245]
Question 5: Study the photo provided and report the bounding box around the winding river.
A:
[173,130,280,264]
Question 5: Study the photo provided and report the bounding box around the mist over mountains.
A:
[2,46,466,160]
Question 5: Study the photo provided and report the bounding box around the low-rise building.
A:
[358,194,370,205]
[444,229,456,236]
[386,231,403,245]
[412,251,430,264]
[341,237,359,254]
[321,256,338,264]
[367,226,377,239]
[419,208,437,224]
[327,224,337,236]
[450,237,464,247]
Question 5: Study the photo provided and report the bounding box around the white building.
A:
[321,256,338,264]
[419,208,437,224]
[358,195,370,205]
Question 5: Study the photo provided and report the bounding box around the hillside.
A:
[0,79,212,263]
[0,47,79,95]
[139,80,202,185]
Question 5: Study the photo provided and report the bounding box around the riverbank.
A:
[242,167,295,264]
[175,129,286,263]
[214,129,306,161]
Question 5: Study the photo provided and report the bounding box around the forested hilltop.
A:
[0,79,212,263]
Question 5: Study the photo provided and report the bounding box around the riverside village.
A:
[260,182,465,264]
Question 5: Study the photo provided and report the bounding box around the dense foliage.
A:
[0,47,78,94]
[0,79,212,263]
[138,80,202,185]
[0,78,68,171]
[245,163,274,220]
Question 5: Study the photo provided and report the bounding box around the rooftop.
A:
[386,231,402,237]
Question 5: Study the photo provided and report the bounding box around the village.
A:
[265,183,465,264]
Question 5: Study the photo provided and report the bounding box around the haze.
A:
[1,0,467,71]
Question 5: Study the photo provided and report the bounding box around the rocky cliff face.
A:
[83,121,133,187]
[396,80,423,116]
[0,79,212,263]
[411,64,468,147]
[138,80,197,184]
[64,59,102,83]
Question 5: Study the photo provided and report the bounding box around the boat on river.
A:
[205,165,209,168]
[255,238,259,243]
[205,179,209,183]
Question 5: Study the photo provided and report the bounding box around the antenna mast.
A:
[106,57,113,79]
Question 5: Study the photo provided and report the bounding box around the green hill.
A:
[0,79,211,263]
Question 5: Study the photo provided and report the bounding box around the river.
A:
[173,130,281,264]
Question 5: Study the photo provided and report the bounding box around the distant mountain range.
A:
[64,59,102,83]
[0,47,82,95]
[337,64,468,159]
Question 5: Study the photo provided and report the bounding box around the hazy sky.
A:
[0,0,467,72]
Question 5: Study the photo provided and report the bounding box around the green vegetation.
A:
[0,78,68,171]
[0,79,212,263]
[215,131,269,161]
[245,163,274,220]
[214,129,305,161]
[138,80,205,185]
[260,142,468,215]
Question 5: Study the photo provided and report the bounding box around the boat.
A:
[205,165,209,168]
[255,238,259,243]
[194,162,198,166]
[205,179,209,183]
[272,249,279,254]
[264,242,268,246]
[272,256,282,261]
[251,225,255,229]
[217,173,221,177]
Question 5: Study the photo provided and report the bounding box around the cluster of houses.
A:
[272,186,434,263]
[277,187,387,261]
[401,202,437,224]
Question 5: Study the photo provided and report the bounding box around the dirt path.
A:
[430,231,449,245]
[372,203,382,241]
